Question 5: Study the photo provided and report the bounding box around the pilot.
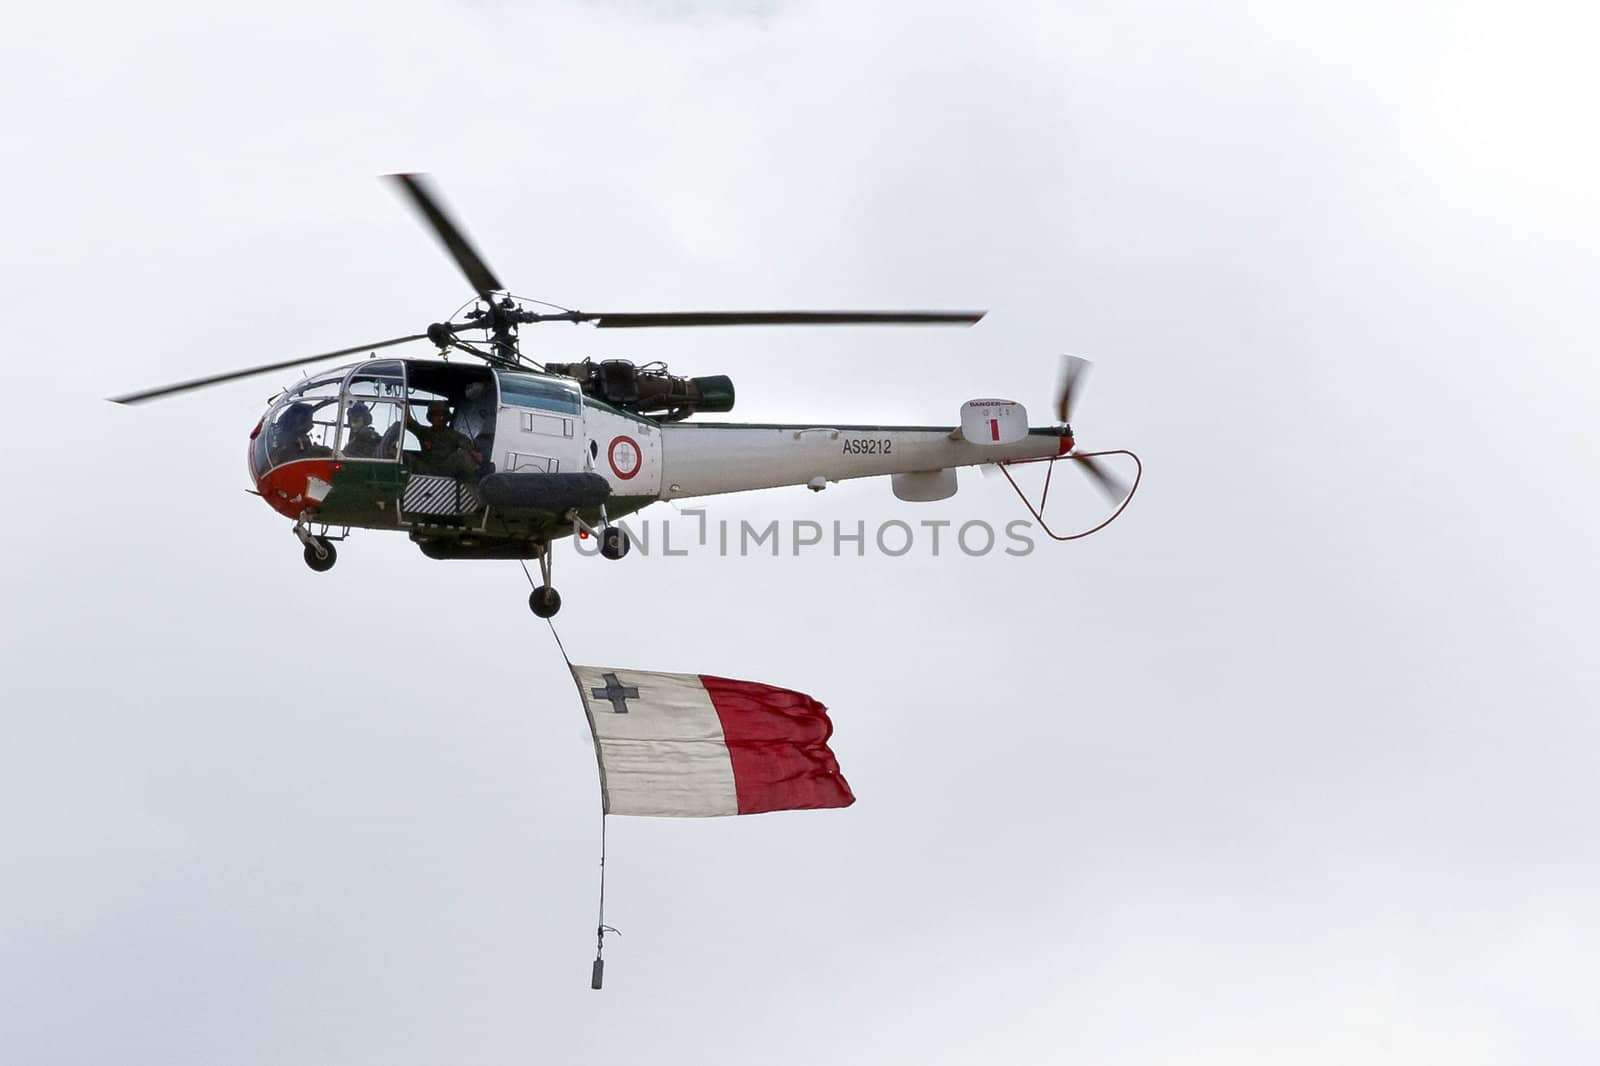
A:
[406,400,482,479]
[342,401,382,458]
[270,402,333,465]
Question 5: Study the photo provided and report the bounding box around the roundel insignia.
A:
[607,435,642,480]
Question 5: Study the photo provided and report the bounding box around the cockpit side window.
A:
[498,372,581,415]
[341,362,406,460]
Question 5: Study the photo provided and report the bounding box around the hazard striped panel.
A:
[402,474,482,516]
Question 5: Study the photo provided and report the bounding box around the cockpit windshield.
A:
[251,372,340,476]
[250,361,410,477]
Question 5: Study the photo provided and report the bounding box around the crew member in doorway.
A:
[407,400,482,479]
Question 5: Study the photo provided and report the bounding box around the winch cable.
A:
[519,558,617,990]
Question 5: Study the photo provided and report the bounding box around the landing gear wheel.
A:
[529,586,562,618]
[600,525,630,560]
[303,537,337,572]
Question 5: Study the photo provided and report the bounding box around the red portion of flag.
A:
[699,675,856,815]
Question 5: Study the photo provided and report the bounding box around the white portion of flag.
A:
[572,665,738,817]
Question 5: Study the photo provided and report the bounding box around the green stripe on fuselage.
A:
[315,460,409,529]
[315,460,658,546]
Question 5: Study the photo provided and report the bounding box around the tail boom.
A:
[657,422,1068,500]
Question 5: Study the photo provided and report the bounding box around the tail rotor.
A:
[1057,354,1090,423]
[1053,355,1129,505]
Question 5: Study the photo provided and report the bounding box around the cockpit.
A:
[248,359,499,482]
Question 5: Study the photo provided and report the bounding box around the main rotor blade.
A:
[385,173,504,300]
[108,334,427,405]
[1073,453,1128,505]
[1058,355,1092,423]
[587,310,986,329]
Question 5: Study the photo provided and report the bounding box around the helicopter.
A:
[112,174,1138,617]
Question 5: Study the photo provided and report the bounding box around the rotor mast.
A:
[387,172,526,369]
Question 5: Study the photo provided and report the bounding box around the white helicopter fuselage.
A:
[509,392,1066,504]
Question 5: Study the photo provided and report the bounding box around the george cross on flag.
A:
[570,665,855,817]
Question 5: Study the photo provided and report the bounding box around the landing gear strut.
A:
[526,516,628,616]
[528,540,561,617]
[575,507,630,562]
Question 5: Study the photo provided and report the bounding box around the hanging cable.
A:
[526,592,618,989]
[592,812,618,990]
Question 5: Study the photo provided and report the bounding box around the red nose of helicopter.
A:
[249,398,340,519]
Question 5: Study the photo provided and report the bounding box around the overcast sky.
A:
[3,2,1598,1063]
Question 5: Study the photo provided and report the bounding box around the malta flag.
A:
[571,665,856,817]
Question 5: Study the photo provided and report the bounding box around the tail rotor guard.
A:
[995,448,1142,541]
